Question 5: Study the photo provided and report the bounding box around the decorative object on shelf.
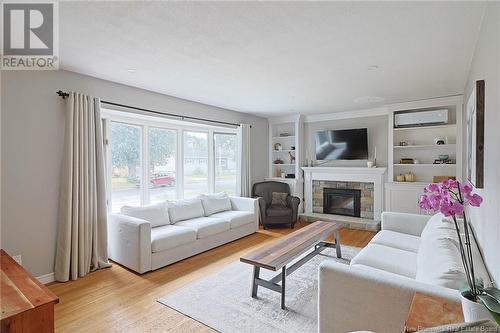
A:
[288,152,295,164]
[404,172,416,182]
[291,146,295,151]
[400,158,415,164]
[396,174,406,182]
[280,172,286,178]
[275,168,282,177]
[438,154,450,161]
[466,80,485,188]
[273,158,284,164]
[432,175,456,183]
[414,159,420,164]
[285,174,295,179]
[273,142,282,151]
[279,132,291,137]
[367,160,374,168]
[419,180,499,324]
[399,141,409,146]
[434,159,456,164]
[434,137,446,145]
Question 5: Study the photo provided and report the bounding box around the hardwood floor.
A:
[47,221,375,333]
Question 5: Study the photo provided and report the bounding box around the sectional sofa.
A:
[108,194,259,273]
[318,212,491,333]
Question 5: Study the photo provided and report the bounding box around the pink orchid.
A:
[460,182,473,195]
[440,200,464,217]
[465,193,483,207]
[425,183,440,193]
[418,180,482,217]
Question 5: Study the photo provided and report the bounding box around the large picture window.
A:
[149,127,177,203]
[104,111,239,212]
[183,131,209,198]
[214,133,237,195]
[110,122,142,212]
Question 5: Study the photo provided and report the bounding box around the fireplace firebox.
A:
[323,188,361,217]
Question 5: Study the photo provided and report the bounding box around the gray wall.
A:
[1,70,268,277]
[304,115,388,167]
[463,3,500,284]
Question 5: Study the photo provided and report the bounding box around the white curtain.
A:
[237,124,252,197]
[55,92,111,282]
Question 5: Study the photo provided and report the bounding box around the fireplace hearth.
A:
[323,188,361,217]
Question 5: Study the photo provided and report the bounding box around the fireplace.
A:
[323,188,361,217]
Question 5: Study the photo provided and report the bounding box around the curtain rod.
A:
[56,90,243,128]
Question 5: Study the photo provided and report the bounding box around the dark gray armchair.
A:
[252,181,301,229]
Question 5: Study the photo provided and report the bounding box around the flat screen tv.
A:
[315,128,368,160]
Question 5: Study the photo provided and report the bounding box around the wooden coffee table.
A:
[240,221,341,309]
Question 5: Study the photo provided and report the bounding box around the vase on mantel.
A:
[461,293,494,322]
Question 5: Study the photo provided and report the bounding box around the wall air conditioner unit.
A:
[394,109,449,128]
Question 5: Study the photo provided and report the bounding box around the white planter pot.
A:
[461,293,494,322]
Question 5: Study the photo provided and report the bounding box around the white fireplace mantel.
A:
[301,167,387,221]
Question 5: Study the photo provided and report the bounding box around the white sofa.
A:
[108,195,259,273]
[318,211,490,333]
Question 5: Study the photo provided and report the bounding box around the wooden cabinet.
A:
[1,250,59,333]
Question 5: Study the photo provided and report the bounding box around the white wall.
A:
[463,3,500,284]
[304,115,388,167]
[1,70,268,277]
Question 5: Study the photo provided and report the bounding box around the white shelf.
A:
[272,136,295,139]
[272,163,295,166]
[393,144,456,149]
[393,124,456,131]
[272,149,296,153]
[394,163,456,167]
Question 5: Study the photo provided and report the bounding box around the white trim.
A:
[37,272,55,284]
[387,95,463,112]
[276,95,465,124]
[304,106,388,123]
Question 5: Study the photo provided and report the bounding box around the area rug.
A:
[158,246,360,333]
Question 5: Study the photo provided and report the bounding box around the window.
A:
[110,122,142,212]
[214,133,238,195]
[183,131,208,197]
[104,110,239,212]
[149,127,177,203]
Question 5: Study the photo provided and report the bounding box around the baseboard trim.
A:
[37,272,55,284]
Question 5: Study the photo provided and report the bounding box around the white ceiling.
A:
[60,1,486,117]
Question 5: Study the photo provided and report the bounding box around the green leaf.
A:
[478,294,500,313]
[484,287,500,301]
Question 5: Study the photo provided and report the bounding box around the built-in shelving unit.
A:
[385,95,464,214]
[267,115,305,211]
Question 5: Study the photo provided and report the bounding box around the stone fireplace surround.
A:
[302,167,387,222]
[314,181,374,219]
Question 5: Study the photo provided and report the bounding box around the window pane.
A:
[110,122,142,212]
[214,133,238,195]
[149,127,177,203]
[183,131,208,197]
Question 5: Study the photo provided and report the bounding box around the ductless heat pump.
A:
[394,109,449,128]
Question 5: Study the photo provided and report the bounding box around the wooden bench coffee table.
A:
[240,221,341,309]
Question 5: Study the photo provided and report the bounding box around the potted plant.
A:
[419,179,500,324]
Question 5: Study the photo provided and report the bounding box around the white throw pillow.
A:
[167,198,205,223]
[120,202,170,227]
[416,237,466,290]
[198,192,232,216]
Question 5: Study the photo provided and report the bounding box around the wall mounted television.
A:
[315,128,368,160]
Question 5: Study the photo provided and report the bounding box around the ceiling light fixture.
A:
[354,96,385,104]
